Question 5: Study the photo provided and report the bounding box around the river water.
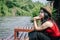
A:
[0,16,33,39]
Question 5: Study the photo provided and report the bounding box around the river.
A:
[0,16,33,39]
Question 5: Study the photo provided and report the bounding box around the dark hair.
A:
[40,8,51,17]
[40,8,52,24]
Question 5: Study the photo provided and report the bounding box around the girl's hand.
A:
[33,17,36,21]
[33,16,40,21]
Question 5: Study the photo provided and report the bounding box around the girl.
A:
[26,6,60,40]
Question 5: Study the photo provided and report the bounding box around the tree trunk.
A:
[53,0,60,29]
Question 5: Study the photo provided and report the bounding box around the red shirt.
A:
[45,20,60,37]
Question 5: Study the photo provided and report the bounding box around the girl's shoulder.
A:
[43,21,53,27]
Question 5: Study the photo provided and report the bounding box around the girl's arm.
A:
[34,20,53,31]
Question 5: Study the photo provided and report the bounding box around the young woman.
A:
[26,6,60,40]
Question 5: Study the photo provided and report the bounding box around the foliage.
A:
[52,8,57,20]
[0,0,44,17]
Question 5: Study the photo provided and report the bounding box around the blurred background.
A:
[0,0,49,17]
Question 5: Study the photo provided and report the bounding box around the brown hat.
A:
[41,6,53,15]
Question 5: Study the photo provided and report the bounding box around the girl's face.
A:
[39,10,44,19]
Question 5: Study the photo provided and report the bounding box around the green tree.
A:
[0,0,44,16]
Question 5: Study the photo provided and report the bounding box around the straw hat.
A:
[41,6,53,15]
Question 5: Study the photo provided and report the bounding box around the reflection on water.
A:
[0,16,33,39]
